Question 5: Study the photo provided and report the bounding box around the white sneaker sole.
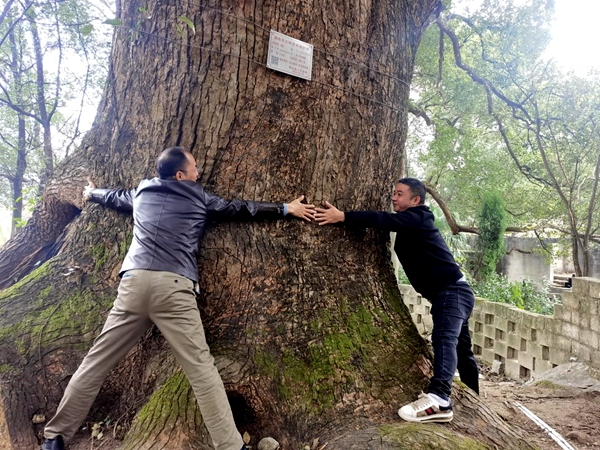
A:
[398,410,454,423]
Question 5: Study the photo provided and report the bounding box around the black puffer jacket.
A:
[89,178,284,282]
[344,205,463,301]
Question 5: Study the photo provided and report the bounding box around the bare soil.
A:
[479,364,600,450]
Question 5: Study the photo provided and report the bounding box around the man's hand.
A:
[315,201,345,225]
[286,195,316,222]
[83,177,96,202]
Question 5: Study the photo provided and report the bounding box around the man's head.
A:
[392,178,426,212]
[157,147,199,181]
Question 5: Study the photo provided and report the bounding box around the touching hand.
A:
[83,177,96,202]
[286,195,316,222]
[315,201,344,225]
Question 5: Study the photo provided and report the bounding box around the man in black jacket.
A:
[314,178,478,423]
[42,147,315,450]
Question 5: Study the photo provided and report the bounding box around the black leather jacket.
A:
[89,178,285,282]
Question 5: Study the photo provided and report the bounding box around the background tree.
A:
[408,0,600,276]
[475,191,508,280]
[0,1,534,449]
[0,0,111,238]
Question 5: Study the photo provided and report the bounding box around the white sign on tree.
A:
[266,30,313,81]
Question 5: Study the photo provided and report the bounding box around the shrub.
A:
[471,273,559,315]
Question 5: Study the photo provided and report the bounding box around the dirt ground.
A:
[478,364,600,449]
[62,365,600,450]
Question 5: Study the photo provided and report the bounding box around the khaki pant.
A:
[45,270,243,450]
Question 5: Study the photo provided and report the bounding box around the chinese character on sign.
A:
[266,30,313,81]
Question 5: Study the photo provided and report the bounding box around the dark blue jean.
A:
[427,282,479,400]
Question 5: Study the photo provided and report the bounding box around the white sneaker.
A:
[398,393,453,423]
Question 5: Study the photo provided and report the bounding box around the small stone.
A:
[257,437,280,450]
[566,431,594,446]
[32,414,45,424]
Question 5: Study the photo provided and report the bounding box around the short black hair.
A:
[157,147,190,179]
[398,177,426,204]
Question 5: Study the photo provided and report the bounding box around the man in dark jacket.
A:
[314,178,478,423]
[42,147,315,450]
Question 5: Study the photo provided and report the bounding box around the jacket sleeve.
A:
[344,210,423,232]
[204,191,285,221]
[88,188,136,212]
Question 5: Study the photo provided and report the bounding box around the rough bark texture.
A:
[0,1,535,449]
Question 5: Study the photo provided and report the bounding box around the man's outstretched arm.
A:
[206,193,316,222]
[316,200,423,231]
[83,178,136,212]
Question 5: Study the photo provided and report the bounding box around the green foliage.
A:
[476,192,507,280]
[409,0,600,275]
[0,0,112,232]
[471,273,558,315]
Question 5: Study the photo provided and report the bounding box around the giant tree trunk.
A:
[0,1,534,449]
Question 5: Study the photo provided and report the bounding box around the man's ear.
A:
[411,195,421,206]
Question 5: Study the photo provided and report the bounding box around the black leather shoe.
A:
[42,436,65,450]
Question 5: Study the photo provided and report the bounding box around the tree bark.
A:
[0,1,535,449]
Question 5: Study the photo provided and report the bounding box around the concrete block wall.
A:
[399,277,600,380]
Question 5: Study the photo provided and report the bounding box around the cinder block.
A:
[494,302,511,318]
[506,308,524,324]
[554,335,572,353]
[505,359,521,379]
[571,310,581,328]
[578,345,592,363]
[571,341,581,357]
[591,350,600,369]
[483,325,495,338]
[554,305,572,322]
[507,333,521,349]
[423,316,433,332]
[591,316,600,333]
[580,297,593,315]
[593,299,600,316]
[518,352,534,370]
[482,348,495,363]
[549,347,569,366]
[521,313,535,329]
[533,360,553,376]
[532,315,547,331]
[562,292,580,311]
[588,279,600,299]
[472,333,484,347]
[480,299,495,313]
[547,319,562,336]
[494,317,508,332]
[589,332,600,352]
[562,322,580,340]
[494,342,507,357]
[472,310,484,323]
[528,342,543,360]
[572,278,591,297]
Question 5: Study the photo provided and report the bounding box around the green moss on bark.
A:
[0,261,53,305]
[122,371,204,450]
[380,423,489,449]
[0,285,114,356]
[254,303,426,415]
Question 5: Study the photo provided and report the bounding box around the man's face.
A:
[392,183,420,212]
[176,152,199,181]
